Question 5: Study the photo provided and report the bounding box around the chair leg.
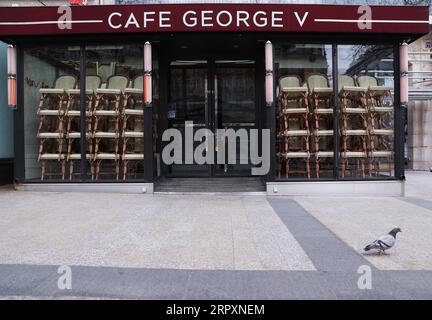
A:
[278,157,282,178]
[41,160,46,181]
[96,161,101,180]
[116,160,120,181]
[123,160,128,180]
[61,160,66,180]
[341,159,346,178]
[38,139,45,161]
[90,161,95,180]
[69,160,74,181]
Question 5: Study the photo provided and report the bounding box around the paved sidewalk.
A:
[1,171,432,299]
[0,188,313,271]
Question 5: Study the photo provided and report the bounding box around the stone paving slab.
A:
[268,197,374,272]
[0,190,314,271]
[294,196,432,271]
[1,264,432,299]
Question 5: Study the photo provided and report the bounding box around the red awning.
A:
[0,4,429,37]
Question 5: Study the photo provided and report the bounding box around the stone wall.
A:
[408,32,432,171]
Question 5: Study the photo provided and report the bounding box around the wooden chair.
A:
[64,76,102,180]
[357,75,394,130]
[38,136,66,181]
[65,75,102,134]
[37,75,77,138]
[93,75,129,135]
[92,75,128,180]
[122,75,144,180]
[357,75,394,176]
[37,75,76,180]
[277,119,310,179]
[339,75,369,178]
[307,74,334,178]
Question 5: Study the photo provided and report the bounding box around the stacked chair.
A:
[358,75,394,176]
[37,75,77,180]
[65,75,102,180]
[276,73,394,179]
[307,74,334,178]
[36,74,147,181]
[277,76,310,179]
[93,75,129,180]
[122,75,145,180]
[338,75,369,178]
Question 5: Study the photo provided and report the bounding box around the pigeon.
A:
[364,227,402,254]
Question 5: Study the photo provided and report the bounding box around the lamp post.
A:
[143,41,153,182]
[400,42,409,108]
[265,40,275,181]
[144,41,152,107]
[7,45,17,109]
[265,41,274,107]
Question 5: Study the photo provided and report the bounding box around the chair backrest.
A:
[279,76,301,89]
[106,75,129,91]
[357,75,378,88]
[98,63,114,83]
[54,75,76,90]
[134,139,144,153]
[132,75,144,90]
[338,75,355,91]
[307,74,329,91]
[86,75,102,91]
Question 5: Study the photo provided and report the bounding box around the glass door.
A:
[167,60,211,176]
[213,60,256,176]
[166,59,256,177]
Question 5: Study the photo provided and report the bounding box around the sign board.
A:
[0,4,428,37]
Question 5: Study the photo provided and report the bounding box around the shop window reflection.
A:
[338,45,395,179]
[274,44,333,180]
[86,45,144,180]
[24,46,80,181]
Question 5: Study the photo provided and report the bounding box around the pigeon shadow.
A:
[362,251,391,257]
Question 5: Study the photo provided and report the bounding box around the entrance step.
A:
[154,177,266,194]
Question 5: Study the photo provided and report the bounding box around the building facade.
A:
[407,33,432,171]
[0,1,429,194]
[0,43,14,184]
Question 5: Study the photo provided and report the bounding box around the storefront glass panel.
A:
[338,45,395,179]
[23,46,80,181]
[274,43,333,180]
[86,45,144,181]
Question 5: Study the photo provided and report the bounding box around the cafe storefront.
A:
[0,3,429,195]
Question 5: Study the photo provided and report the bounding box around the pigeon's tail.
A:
[364,243,377,252]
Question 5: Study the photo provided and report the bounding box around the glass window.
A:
[274,43,333,180]
[24,46,80,181]
[86,45,144,181]
[338,45,394,179]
